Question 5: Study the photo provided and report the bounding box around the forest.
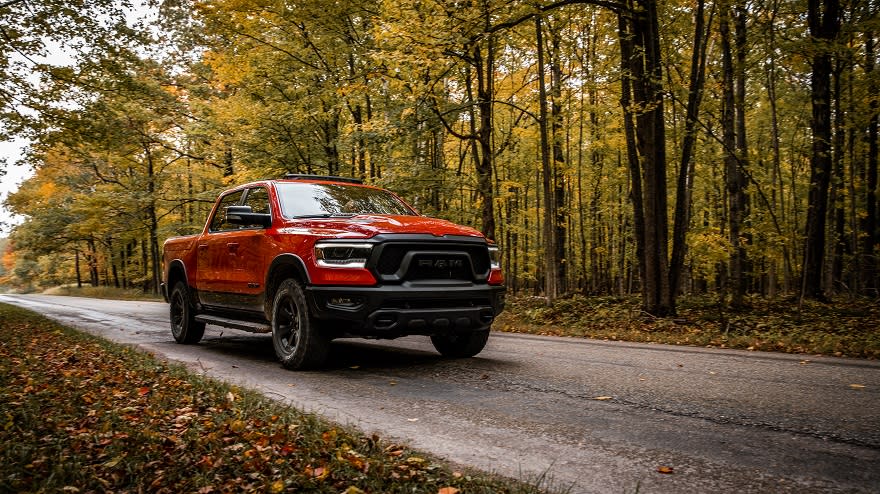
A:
[0,0,877,316]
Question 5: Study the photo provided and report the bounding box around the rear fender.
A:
[165,260,188,292]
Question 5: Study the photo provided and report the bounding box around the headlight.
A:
[488,244,501,270]
[315,242,373,268]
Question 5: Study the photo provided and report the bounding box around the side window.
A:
[208,190,244,232]
[243,187,270,215]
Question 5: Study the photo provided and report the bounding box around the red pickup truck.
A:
[162,175,505,369]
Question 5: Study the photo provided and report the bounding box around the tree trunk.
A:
[618,12,646,303]
[141,238,149,293]
[473,32,497,240]
[75,249,82,288]
[537,16,558,301]
[802,0,840,301]
[830,58,846,292]
[863,28,878,293]
[619,1,673,315]
[577,60,588,293]
[734,0,751,300]
[766,0,788,295]
[87,238,99,287]
[145,144,161,295]
[670,0,710,296]
[109,238,120,288]
[720,2,749,309]
[549,21,568,296]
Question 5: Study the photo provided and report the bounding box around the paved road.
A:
[2,293,879,493]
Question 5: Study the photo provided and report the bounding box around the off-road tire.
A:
[271,279,329,370]
[169,281,206,344]
[430,329,490,358]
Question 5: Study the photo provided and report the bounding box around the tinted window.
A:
[243,187,271,215]
[208,190,244,232]
[276,183,415,218]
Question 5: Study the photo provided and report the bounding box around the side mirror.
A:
[226,205,272,228]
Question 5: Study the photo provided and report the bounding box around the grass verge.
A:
[495,294,880,359]
[0,303,550,494]
[41,285,163,300]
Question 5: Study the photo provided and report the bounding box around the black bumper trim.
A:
[305,283,505,338]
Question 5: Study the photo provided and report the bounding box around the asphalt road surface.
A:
[2,293,878,493]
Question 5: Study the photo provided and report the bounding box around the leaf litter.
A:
[0,303,557,494]
[496,294,880,359]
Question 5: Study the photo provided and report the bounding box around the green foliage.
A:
[0,1,130,132]
[2,0,879,304]
[685,228,729,283]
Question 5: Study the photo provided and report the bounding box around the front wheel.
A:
[271,279,329,370]
[430,329,490,358]
[169,281,205,344]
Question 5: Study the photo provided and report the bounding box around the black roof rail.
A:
[283,174,363,184]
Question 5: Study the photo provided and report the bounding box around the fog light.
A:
[328,296,362,308]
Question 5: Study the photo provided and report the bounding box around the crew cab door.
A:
[196,187,271,311]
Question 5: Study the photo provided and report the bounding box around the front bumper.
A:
[305,281,505,338]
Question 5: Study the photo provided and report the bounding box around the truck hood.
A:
[279,215,484,239]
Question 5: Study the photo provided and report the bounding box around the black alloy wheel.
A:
[271,279,329,370]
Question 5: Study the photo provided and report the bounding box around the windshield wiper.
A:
[293,213,359,219]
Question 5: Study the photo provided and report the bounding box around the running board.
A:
[195,314,271,334]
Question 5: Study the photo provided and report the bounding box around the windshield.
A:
[275,182,416,219]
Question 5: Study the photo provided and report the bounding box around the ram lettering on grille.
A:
[417,258,465,269]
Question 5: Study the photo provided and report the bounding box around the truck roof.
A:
[282,174,363,185]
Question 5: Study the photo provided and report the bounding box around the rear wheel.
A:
[431,329,490,358]
[271,279,329,370]
[169,281,205,344]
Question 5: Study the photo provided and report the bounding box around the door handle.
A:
[227,242,239,252]
[198,244,208,250]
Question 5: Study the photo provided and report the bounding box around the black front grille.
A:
[377,245,408,275]
[407,254,471,280]
[374,243,491,281]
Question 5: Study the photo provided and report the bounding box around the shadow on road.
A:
[187,332,460,372]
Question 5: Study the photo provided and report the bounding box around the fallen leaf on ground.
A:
[321,429,338,443]
[593,396,613,401]
[307,466,328,480]
[849,384,866,389]
[657,466,674,474]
